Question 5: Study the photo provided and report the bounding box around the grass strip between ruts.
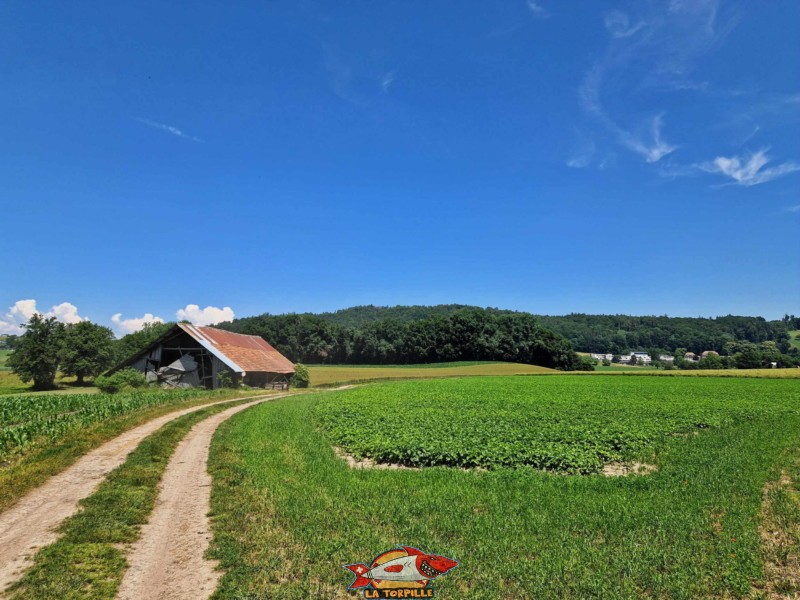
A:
[6,398,258,600]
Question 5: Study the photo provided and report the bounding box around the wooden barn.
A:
[108,323,295,390]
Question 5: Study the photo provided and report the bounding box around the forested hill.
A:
[218,308,584,370]
[316,304,518,327]
[216,306,795,367]
[536,314,791,355]
[311,305,793,355]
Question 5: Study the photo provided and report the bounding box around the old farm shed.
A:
[109,323,296,390]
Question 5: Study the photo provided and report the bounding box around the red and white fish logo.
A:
[343,546,458,595]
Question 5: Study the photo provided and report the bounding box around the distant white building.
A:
[684,352,698,362]
[659,354,675,363]
[590,353,613,362]
[631,352,652,364]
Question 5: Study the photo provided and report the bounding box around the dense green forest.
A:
[218,308,585,370]
[314,305,794,355]
[108,307,798,372]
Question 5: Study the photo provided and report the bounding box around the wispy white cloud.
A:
[785,204,800,213]
[526,1,548,18]
[625,114,677,163]
[580,64,677,163]
[176,304,234,326]
[111,312,164,336]
[698,149,800,186]
[381,71,395,93]
[567,132,596,168]
[604,10,645,38]
[577,0,737,165]
[0,299,85,334]
[134,118,203,142]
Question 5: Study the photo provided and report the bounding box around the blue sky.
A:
[1,0,798,335]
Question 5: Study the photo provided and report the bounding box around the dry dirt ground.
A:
[0,393,287,594]
[116,398,279,600]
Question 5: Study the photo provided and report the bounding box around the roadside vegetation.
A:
[6,398,259,600]
[0,388,237,462]
[0,387,271,513]
[208,376,800,598]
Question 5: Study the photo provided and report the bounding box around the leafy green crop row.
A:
[0,389,231,460]
[314,376,800,473]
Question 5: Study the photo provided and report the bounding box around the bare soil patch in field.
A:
[601,462,658,477]
[333,446,420,470]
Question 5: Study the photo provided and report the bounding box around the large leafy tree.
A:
[61,321,116,384]
[7,314,64,390]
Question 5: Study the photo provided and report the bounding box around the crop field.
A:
[315,377,800,472]
[208,375,800,598]
[584,368,800,379]
[0,387,271,513]
[0,388,245,462]
[307,362,556,387]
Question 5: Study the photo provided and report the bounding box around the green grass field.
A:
[592,364,658,372]
[307,362,800,387]
[0,349,10,370]
[0,371,99,396]
[208,375,800,598]
[307,362,555,387]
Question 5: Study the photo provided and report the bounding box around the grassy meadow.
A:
[208,375,800,599]
[306,361,555,387]
[0,371,98,396]
[307,362,800,388]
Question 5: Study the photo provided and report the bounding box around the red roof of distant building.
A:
[179,324,295,374]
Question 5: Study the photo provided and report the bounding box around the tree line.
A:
[7,315,116,390]
[218,308,588,370]
[7,307,797,391]
[311,305,794,355]
[536,313,793,355]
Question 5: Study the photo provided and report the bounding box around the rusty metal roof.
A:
[178,323,295,374]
